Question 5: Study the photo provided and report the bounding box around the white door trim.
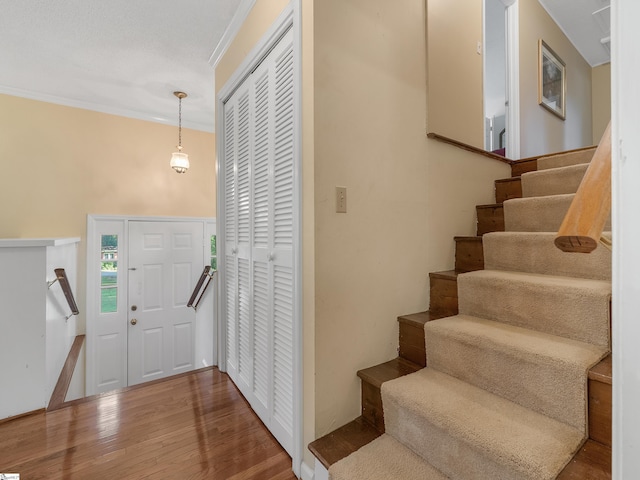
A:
[505,0,520,159]
[86,214,215,396]
[612,0,640,477]
[215,1,303,476]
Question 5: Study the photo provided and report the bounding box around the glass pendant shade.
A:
[170,151,189,173]
[170,91,189,173]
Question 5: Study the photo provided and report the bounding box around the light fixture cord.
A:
[178,96,183,149]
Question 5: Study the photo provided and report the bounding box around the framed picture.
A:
[538,39,566,120]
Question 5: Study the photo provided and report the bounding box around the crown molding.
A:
[208,0,257,69]
[0,85,213,132]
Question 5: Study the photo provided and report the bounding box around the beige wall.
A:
[313,0,509,436]
[0,94,216,330]
[426,0,484,148]
[519,0,593,157]
[215,0,290,91]
[592,62,611,144]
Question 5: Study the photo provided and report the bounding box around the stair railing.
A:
[555,122,612,253]
[187,266,216,311]
[47,268,80,320]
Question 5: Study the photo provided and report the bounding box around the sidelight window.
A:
[100,234,118,313]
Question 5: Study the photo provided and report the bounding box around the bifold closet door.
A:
[222,28,295,456]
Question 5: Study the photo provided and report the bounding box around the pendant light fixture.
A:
[170,91,189,173]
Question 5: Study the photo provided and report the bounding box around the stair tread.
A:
[504,193,596,233]
[522,163,588,182]
[589,354,612,385]
[329,434,448,480]
[495,176,522,183]
[524,163,589,177]
[383,368,584,479]
[460,268,611,289]
[457,269,611,347]
[477,202,504,209]
[428,270,458,280]
[483,231,612,281]
[358,358,422,389]
[397,311,447,328]
[426,315,607,366]
[425,315,606,431]
[453,235,482,242]
[557,440,611,479]
[308,416,381,469]
[537,147,596,170]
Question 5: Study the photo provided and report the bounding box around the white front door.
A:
[127,221,203,386]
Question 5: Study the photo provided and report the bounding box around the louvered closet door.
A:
[222,28,295,456]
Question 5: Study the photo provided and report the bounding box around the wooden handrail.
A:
[427,132,513,164]
[555,122,611,253]
[427,132,599,168]
[48,334,86,411]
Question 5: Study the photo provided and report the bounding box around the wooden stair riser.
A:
[361,382,385,433]
[429,272,459,316]
[589,378,612,447]
[476,204,505,236]
[454,236,484,273]
[397,312,445,368]
[511,158,537,177]
[399,321,427,367]
[357,358,423,434]
[495,177,522,203]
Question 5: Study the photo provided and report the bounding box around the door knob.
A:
[130,318,137,325]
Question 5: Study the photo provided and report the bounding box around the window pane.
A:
[210,257,217,270]
[210,235,216,256]
[101,235,118,313]
[101,262,118,285]
[101,287,118,313]
[102,234,118,250]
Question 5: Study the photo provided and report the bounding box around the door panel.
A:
[173,263,192,306]
[173,322,193,368]
[128,221,203,386]
[143,327,163,376]
[96,332,123,389]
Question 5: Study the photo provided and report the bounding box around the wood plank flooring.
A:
[0,367,296,480]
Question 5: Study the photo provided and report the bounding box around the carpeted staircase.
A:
[328,149,612,480]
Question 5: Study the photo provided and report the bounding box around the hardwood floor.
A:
[0,367,296,479]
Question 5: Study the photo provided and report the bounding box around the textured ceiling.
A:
[539,0,611,67]
[0,0,243,132]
